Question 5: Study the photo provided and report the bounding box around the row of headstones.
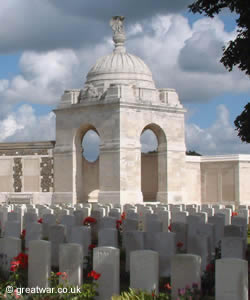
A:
[0,202,249,229]
[0,202,248,267]
[1,237,248,300]
[0,217,246,278]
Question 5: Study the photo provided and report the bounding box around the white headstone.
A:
[154,232,176,277]
[171,254,201,298]
[221,237,245,259]
[61,215,76,242]
[70,226,91,259]
[171,211,189,224]
[25,223,42,249]
[216,258,248,300]
[124,231,144,271]
[93,247,120,300]
[98,228,118,248]
[130,250,159,293]
[59,243,83,286]
[28,240,51,288]
[48,224,65,267]
[4,221,21,238]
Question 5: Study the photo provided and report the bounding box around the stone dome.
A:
[85,17,155,89]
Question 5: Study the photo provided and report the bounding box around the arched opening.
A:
[74,125,101,203]
[140,124,167,202]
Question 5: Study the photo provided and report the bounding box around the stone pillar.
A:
[156,143,168,203]
[98,140,143,206]
[53,145,75,205]
[166,148,187,204]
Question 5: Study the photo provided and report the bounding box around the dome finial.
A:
[110,16,126,53]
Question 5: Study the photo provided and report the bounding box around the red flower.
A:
[56,272,67,280]
[14,253,28,269]
[87,270,101,280]
[10,261,20,272]
[206,263,214,272]
[164,283,171,290]
[83,217,97,226]
[177,242,184,248]
[168,224,172,232]
[20,229,26,239]
[88,244,96,250]
[37,218,43,224]
[232,212,238,217]
[116,220,122,229]
[121,212,126,220]
[152,292,155,297]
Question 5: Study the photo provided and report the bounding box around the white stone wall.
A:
[200,156,245,206]
[0,158,13,192]
[239,160,250,205]
[185,156,201,204]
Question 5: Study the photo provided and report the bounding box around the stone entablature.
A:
[0,141,55,156]
[59,85,183,109]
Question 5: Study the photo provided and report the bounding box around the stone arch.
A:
[140,123,167,203]
[73,124,101,203]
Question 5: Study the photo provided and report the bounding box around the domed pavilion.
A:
[53,16,186,205]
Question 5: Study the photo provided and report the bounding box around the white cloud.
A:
[1,13,248,113]
[0,0,193,53]
[0,13,249,150]
[140,129,158,153]
[0,104,55,142]
[128,15,249,102]
[186,105,250,155]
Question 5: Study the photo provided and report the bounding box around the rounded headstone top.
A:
[85,16,155,89]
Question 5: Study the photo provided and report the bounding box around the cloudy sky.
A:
[0,0,249,157]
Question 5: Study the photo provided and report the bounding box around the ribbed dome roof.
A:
[85,17,155,89]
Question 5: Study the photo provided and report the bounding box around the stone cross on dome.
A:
[110,16,126,53]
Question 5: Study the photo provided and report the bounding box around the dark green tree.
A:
[186,150,202,156]
[234,103,250,143]
[189,0,250,143]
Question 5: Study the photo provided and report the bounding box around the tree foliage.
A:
[189,0,250,76]
[234,103,250,143]
[186,150,202,156]
[189,0,250,143]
